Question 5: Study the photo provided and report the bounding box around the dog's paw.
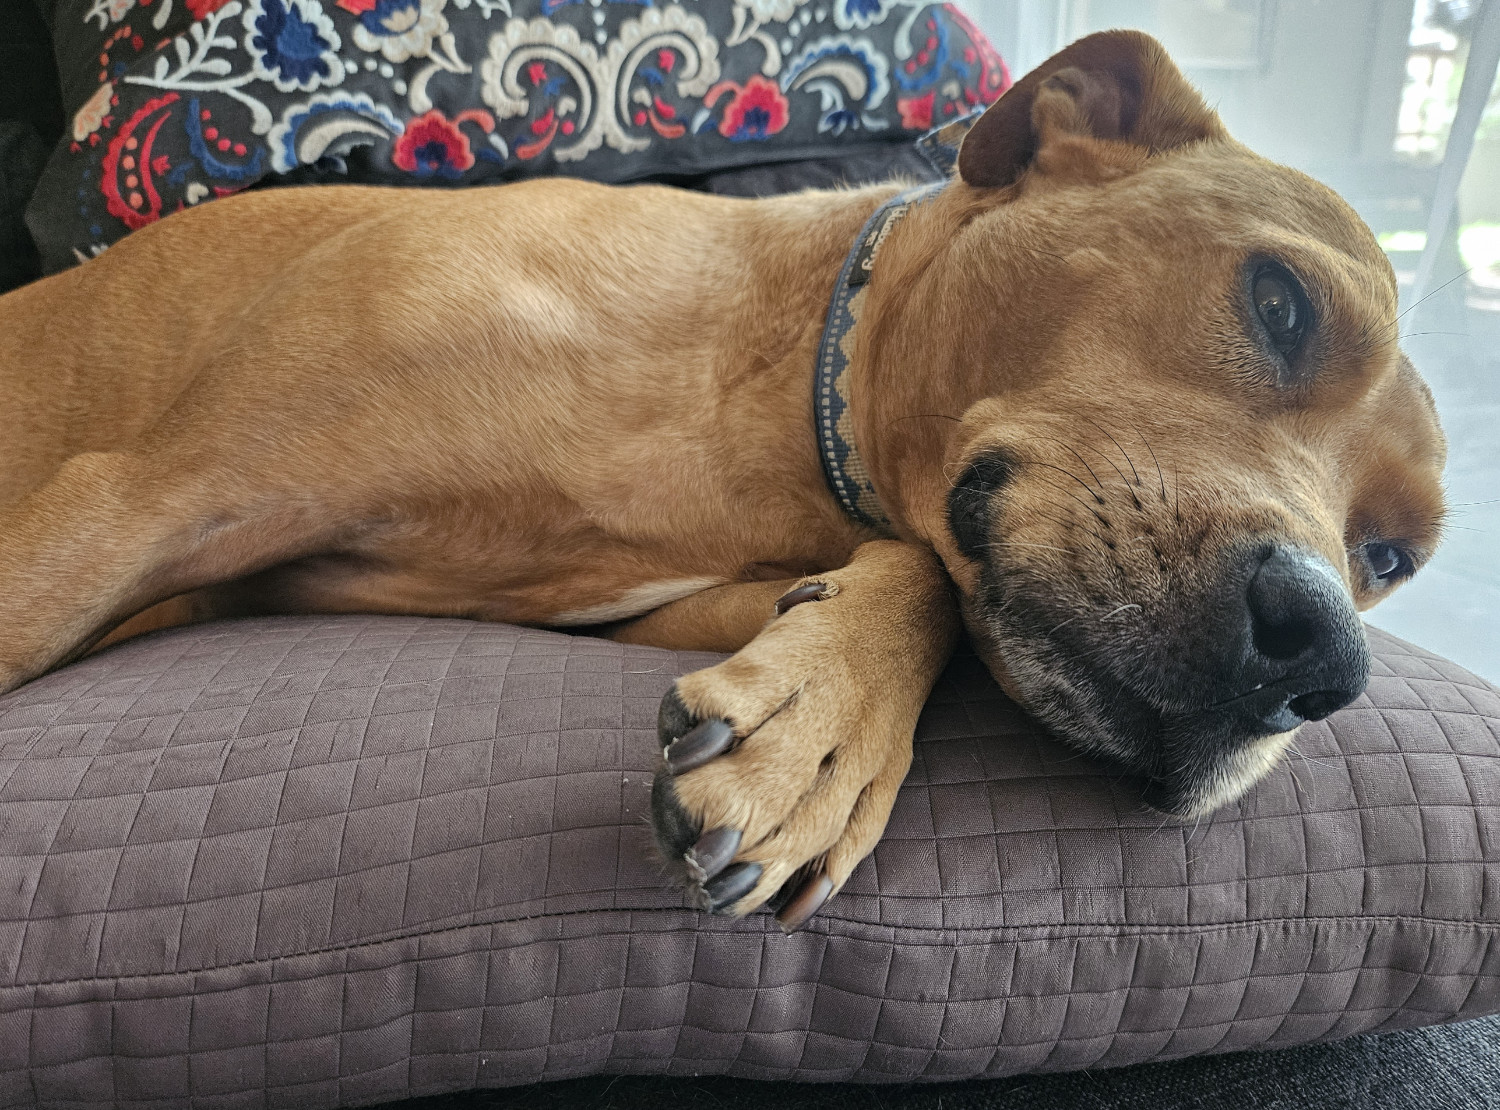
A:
[650,579,918,930]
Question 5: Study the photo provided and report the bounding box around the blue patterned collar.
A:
[812,114,977,534]
[813,179,945,535]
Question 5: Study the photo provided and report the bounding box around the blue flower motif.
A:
[836,0,888,31]
[355,0,417,37]
[243,0,344,94]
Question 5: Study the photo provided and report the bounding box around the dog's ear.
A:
[958,30,1224,189]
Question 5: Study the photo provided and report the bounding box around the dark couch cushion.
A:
[24,0,1008,271]
[0,615,1494,1106]
[0,0,63,292]
[0,123,47,293]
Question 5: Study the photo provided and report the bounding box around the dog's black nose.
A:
[1240,545,1370,728]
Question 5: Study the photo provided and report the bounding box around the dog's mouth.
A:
[961,548,1370,818]
[966,608,1296,818]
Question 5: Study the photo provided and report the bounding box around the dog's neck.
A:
[836,180,1020,554]
[814,182,945,536]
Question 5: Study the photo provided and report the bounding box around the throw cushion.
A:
[0,615,1494,1106]
[23,0,1008,270]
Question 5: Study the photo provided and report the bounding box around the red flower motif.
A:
[708,75,789,142]
[392,110,493,178]
[390,110,495,177]
[185,0,235,19]
[898,90,935,131]
[527,61,547,86]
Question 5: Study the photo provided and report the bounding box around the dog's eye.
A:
[1252,263,1310,355]
[1363,542,1411,583]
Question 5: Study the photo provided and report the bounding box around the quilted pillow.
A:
[22,0,1008,270]
[0,615,1494,1106]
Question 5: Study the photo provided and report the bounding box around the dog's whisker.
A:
[1016,459,1111,512]
[1288,742,1334,771]
[1047,613,1083,636]
[1014,437,1109,496]
[1285,744,1323,807]
[885,413,963,429]
[1013,508,1090,536]
[1395,266,1474,323]
[1060,444,1108,496]
[1078,414,1143,490]
[1284,749,1310,800]
[1018,472,1115,526]
[1046,599,1143,640]
[1135,426,1171,508]
[982,541,1076,555]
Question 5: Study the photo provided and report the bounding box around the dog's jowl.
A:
[0,31,1446,928]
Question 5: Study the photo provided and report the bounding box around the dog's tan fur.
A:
[0,32,1446,920]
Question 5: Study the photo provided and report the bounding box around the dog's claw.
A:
[774,583,826,615]
[705,861,762,913]
[657,687,695,742]
[664,718,736,775]
[775,872,834,932]
[686,826,741,884]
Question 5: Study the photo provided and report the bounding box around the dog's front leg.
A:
[614,540,959,929]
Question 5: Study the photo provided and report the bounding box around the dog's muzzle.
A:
[972,542,1371,817]
[1136,544,1370,815]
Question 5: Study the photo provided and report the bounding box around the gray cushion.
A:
[0,615,1495,1106]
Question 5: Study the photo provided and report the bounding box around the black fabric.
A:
[0,0,62,292]
[0,122,46,292]
[687,141,946,197]
[0,0,63,142]
[379,1013,1500,1110]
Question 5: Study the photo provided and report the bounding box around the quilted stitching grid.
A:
[0,617,1495,1107]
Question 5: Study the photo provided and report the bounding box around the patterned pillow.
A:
[24,0,1008,271]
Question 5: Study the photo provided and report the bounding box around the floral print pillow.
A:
[26,0,1008,273]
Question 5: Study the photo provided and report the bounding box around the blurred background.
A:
[972,0,1500,681]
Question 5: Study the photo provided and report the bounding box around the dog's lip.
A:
[970,606,1301,768]
[1202,671,1303,711]
[963,579,1329,783]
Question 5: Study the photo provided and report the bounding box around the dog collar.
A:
[814,180,945,534]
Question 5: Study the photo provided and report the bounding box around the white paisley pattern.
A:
[350,0,451,63]
[481,7,720,161]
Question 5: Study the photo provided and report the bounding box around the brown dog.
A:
[0,31,1446,930]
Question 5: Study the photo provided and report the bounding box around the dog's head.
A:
[866,31,1447,817]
